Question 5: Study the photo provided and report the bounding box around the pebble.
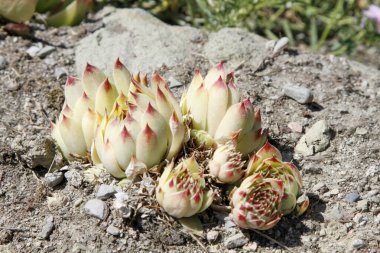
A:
[26,45,41,57]
[243,242,258,252]
[0,55,7,70]
[39,215,54,239]
[351,239,366,249]
[327,204,344,220]
[224,233,249,249]
[355,127,368,135]
[44,172,64,188]
[353,213,366,224]
[206,230,220,243]
[312,182,327,192]
[356,199,369,211]
[366,190,379,198]
[345,192,360,203]
[295,120,331,156]
[374,214,380,224]
[283,85,313,104]
[106,225,120,236]
[37,46,56,58]
[273,37,289,55]
[96,184,116,200]
[54,67,68,80]
[324,188,339,197]
[84,199,109,220]
[365,165,379,177]
[64,170,83,187]
[288,122,303,133]
[73,198,83,207]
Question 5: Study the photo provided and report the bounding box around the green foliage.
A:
[95,0,380,55]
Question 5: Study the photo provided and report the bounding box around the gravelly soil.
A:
[0,11,379,253]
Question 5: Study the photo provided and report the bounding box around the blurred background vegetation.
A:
[95,0,380,58]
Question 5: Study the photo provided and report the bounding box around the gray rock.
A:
[206,230,220,243]
[11,136,55,168]
[84,199,109,220]
[0,55,7,70]
[224,233,249,249]
[323,188,339,197]
[326,204,345,220]
[366,189,379,197]
[295,120,331,156]
[357,199,369,211]
[75,9,267,75]
[351,239,366,249]
[345,192,360,203]
[355,127,368,135]
[26,45,41,57]
[106,225,120,236]
[96,184,116,200]
[37,46,56,58]
[366,165,380,177]
[55,67,68,80]
[64,170,83,187]
[284,85,314,104]
[39,215,54,239]
[44,172,64,187]
[312,182,327,192]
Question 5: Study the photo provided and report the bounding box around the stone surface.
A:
[37,46,56,58]
[84,199,109,220]
[64,170,83,188]
[96,184,116,200]
[39,215,54,239]
[351,239,366,249]
[295,120,331,156]
[0,55,7,70]
[106,225,120,236]
[283,85,314,104]
[224,233,249,249]
[345,192,360,203]
[44,172,64,188]
[356,199,369,211]
[206,230,220,243]
[75,9,267,75]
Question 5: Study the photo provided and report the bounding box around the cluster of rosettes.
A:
[230,142,309,230]
[52,59,185,178]
[52,61,308,231]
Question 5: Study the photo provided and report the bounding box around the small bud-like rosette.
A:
[181,62,267,155]
[246,142,308,215]
[52,59,186,178]
[230,173,284,230]
[156,156,214,218]
[209,142,245,184]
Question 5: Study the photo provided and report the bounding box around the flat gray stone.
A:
[224,233,249,249]
[106,225,120,236]
[284,85,314,104]
[84,199,109,220]
[0,55,7,70]
[345,192,360,203]
[295,120,331,156]
[206,230,220,243]
[44,172,64,187]
[64,170,83,188]
[351,239,366,249]
[39,215,54,239]
[26,45,41,57]
[37,46,55,58]
[96,184,116,200]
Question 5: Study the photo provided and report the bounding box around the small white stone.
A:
[284,85,313,104]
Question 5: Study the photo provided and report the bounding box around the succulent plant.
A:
[52,59,186,178]
[246,142,307,215]
[51,61,116,160]
[156,157,214,218]
[181,62,267,155]
[0,0,92,27]
[91,66,185,178]
[230,173,284,230]
[209,142,245,184]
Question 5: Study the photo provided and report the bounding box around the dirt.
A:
[0,11,379,253]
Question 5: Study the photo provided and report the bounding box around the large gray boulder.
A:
[75,8,267,76]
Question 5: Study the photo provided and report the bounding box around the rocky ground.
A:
[0,7,379,253]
